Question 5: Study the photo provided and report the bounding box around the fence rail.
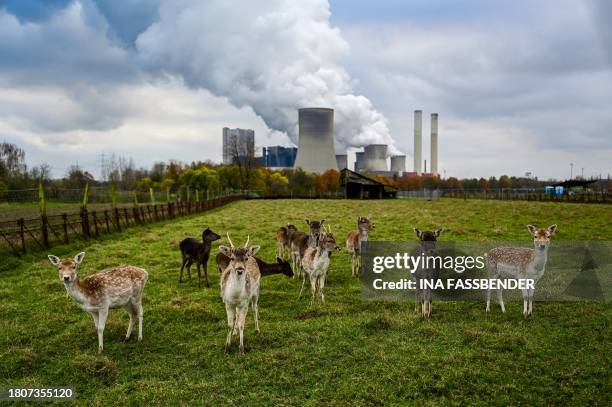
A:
[0,195,243,258]
[439,189,611,203]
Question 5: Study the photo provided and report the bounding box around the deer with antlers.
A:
[219,234,261,355]
[299,225,341,305]
[346,215,375,277]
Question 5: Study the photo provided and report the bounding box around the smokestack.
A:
[363,144,388,171]
[390,155,406,173]
[294,108,338,173]
[335,154,347,170]
[413,110,422,174]
[431,113,438,175]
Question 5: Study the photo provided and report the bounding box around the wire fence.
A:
[439,189,611,203]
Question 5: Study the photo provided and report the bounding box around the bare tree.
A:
[227,134,259,190]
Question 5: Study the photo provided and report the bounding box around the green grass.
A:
[1,199,611,405]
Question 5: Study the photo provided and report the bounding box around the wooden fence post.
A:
[92,211,99,237]
[18,218,26,253]
[62,214,69,244]
[80,208,90,238]
[115,208,122,231]
[41,215,49,247]
[104,210,110,233]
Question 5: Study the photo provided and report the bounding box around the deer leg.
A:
[97,307,109,353]
[309,274,317,306]
[298,272,307,299]
[528,287,535,316]
[251,296,260,334]
[486,286,492,313]
[203,261,210,288]
[318,274,326,304]
[124,304,135,341]
[225,304,235,354]
[497,287,506,313]
[186,261,192,280]
[237,305,248,355]
[179,258,187,283]
[196,260,202,288]
[136,300,144,341]
[90,312,99,330]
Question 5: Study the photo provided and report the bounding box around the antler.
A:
[226,233,235,248]
[244,235,250,248]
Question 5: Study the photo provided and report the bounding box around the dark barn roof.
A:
[340,168,397,199]
[552,179,597,188]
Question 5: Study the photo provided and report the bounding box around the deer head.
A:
[320,225,341,252]
[202,227,221,242]
[357,216,375,231]
[413,228,444,255]
[527,224,557,250]
[305,219,325,239]
[48,252,85,283]
[276,257,294,277]
[218,234,260,276]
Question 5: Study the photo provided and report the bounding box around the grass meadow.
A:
[1,199,611,405]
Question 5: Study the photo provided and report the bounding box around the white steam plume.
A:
[134,0,399,155]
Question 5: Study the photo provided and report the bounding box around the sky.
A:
[0,0,610,180]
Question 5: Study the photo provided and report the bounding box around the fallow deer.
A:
[299,226,341,305]
[179,227,221,287]
[47,252,148,353]
[290,219,324,279]
[219,235,261,355]
[276,226,290,259]
[412,228,444,318]
[486,224,557,318]
[346,215,375,277]
[216,253,293,278]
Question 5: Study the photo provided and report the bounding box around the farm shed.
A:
[340,168,397,199]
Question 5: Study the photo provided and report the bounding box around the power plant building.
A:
[354,151,365,172]
[293,108,338,173]
[430,113,438,176]
[222,127,255,165]
[363,144,388,172]
[390,155,406,173]
[336,154,348,170]
[263,146,298,168]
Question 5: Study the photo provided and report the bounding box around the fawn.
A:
[179,227,221,287]
[412,228,444,318]
[346,216,375,277]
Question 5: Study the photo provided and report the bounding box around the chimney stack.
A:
[431,113,438,175]
[413,110,422,174]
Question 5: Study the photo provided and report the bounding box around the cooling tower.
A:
[413,110,422,175]
[335,154,347,170]
[363,144,388,172]
[355,151,365,172]
[431,113,438,175]
[390,155,406,173]
[293,108,338,173]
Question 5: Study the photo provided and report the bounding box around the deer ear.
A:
[74,252,85,264]
[248,245,261,256]
[527,225,537,236]
[48,255,60,266]
[547,224,557,235]
[218,246,231,256]
[413,228,422,239]
[435,228,445,237]
[320,219,325,226]
[304,219,310,226]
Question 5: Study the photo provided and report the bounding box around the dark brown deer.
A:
[179,227,221,287]
[217,253,293,278]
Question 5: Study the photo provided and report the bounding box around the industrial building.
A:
[340,168,397,199]
[412,111,439,177]
[222,127,255,165]
[263,146,297,168]
[336,154,348,170]
[293,108,338,173]
[390,155,406,173]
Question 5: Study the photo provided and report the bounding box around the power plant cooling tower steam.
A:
[355,151,365,171]
[413,110,422,175]
[390,155,406,173]
[336,154,348,170]
[431,113,438,175]
[294,108,338,173]
[364,144,388,172]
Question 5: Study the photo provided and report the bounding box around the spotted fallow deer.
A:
[346,215,375,277]
[219,235,261,355]
[486,224,557,318]
[299,226,341,305]
[290,219,324,279]
[412,228,444,318]
[47,252,148,353]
